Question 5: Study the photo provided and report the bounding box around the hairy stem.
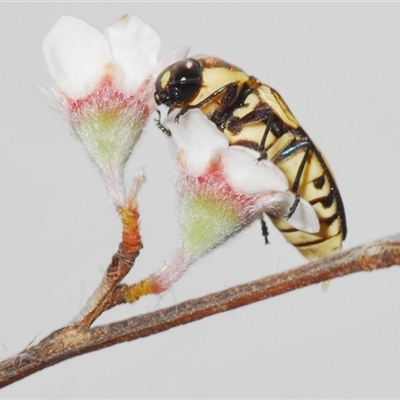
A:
[72,244,141,327]
[73,195,143,327]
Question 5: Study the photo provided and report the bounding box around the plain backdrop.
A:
[1,2,400,398]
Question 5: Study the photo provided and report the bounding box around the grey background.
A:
[1,2,400,398]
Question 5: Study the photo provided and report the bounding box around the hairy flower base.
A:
[58,75,150,168]
[55,75,151,207]
[181,193,241,255]
[179,160,263,257]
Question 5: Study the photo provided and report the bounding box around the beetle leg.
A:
[286,192,300,220]
[257,111,274,161]
[274,138,311,192]
[290,140,311,194]
[260,215,270,245]
[227,104,271,133]
[174,83,238,123]
[210,83,240,125]
[274,138,312,219]
[154,110,171,136]
[225,105,273,160]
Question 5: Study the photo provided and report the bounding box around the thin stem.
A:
[72,243,140,327]
[0,234,399,388]
[72,193,143,327]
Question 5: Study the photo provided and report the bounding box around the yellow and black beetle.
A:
[154,56,347,260]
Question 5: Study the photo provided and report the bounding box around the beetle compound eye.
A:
[173,60,201,84]
[170,59,202,106]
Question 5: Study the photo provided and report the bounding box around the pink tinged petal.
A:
[104,15,161,95]
[166,109,229,177]
[264,192,320,233]
[42,16,112,99]
[221,146,289,194]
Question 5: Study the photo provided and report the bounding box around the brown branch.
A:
[72,243,140,327]
[72,196,143,327]
[1,235,399,389]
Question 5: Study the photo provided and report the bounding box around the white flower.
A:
[144,109,319,294]
[38,15,187,208]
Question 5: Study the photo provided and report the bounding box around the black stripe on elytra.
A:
[304,132,347,239]
[309,190,335,208]
[278,226,298,233]
[294,232,342,248]
[294,237,326,248]
[320,212,339,226]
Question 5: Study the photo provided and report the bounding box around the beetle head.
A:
[155,59,202,109]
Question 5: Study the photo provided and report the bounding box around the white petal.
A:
[221,146,288,194]
[165,109,229,177]
[264,192,319,233]
[288,197,320,233]
[153,47,190,78]
[104,15,161,95]
[29,77,62,111]
[42,16,112,98]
